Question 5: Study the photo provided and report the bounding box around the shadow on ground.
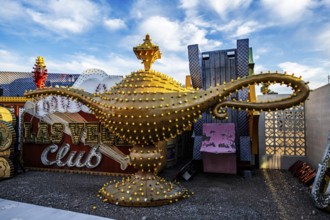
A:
[0,165,329,220]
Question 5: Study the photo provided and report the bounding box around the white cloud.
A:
[261,0,317,24]
[0,49,34,71]
[136,16,221,52]
[216,20,241,32]
[278,62,327,89]
[256,47,270,55]
[179,0,199,9]
[152,54,189,84]
[46,53,141,76]
[215,19,268,38]
[119,35,142,51]
[317,27,330,55]
[180,1,266,39]
[254,55,260,61]
[254,64,265,74]
[104,18,126,31]
[26,0,100,35]
[178,0,321,39]
[181,7,211,28]
[129,0,172,20]
[253,47,270,62]
[205,0,252,20]
[254,61,329,94]
[232,20,260,37]
[322,0,330,7]
[138,16,182,51]
[0,0,26,20]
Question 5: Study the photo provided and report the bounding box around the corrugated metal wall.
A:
[236,39,251,161]
[0,72,79,96]
[188,45,202,89]
[201,49,237,121]
[188,39,251,161]
[201,49,239,157]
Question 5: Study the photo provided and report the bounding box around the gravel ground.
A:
[0,168,329,220]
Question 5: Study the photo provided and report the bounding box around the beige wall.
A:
[257,94,308,169]
[305,84,330,169]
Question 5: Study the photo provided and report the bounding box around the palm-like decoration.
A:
[33,56,48,89]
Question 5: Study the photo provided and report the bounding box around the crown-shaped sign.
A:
[35,56,45,67]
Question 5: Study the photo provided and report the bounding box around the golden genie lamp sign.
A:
[25,35,310,206]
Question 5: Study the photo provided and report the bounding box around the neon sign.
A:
[22,119,132,173]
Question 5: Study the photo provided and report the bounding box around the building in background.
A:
[188,39,255,169]
[0,71,79,134]
[0,72,78,97]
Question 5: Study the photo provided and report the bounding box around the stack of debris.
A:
[289,160,316,186]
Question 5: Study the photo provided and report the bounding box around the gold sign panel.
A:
[0,106,16,126]
[0,119,16,179]
[0,157,14,179]
[0,120,16,153]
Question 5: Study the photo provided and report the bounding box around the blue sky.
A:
[1,0,330,92]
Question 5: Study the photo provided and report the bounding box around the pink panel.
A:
[200,123,236,154]
[203,153,237,174]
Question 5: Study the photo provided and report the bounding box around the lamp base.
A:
[99,171,188,207]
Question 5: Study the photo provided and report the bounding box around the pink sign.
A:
[200,123,236,154]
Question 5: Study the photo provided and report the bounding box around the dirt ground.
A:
[0,167,329,220]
